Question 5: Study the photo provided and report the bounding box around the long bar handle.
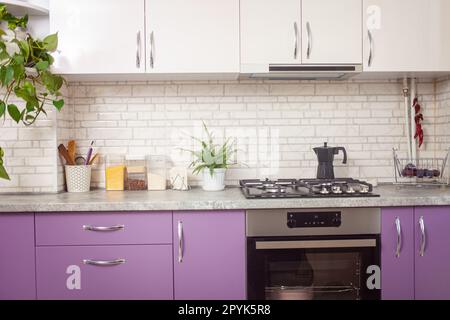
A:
[293,22,298,60]
[136,31,141,68]
[178,221,183,263]
[256,239,376,250]
[83,259,126,266]
[306,22,312,59]
[83,225,124,232]
[419,216,426,257]
[395,217,402,258]
[150,31,155,69]
[368,29,374,67]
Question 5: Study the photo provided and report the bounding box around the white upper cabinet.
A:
[145,0,239,74]
[50,0,145,74]
[302,0,362,64]
[240,0,301,72]
[363,0,450,72]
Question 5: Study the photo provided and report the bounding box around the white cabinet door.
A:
[145,0,239,74]
[240,0,301,72]
[363,0,450,72]
[50,0,145,74]
[301,0,362,64]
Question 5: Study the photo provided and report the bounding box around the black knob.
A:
[287,219,296,228]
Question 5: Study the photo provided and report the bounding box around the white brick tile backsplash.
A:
[1,79,450,192]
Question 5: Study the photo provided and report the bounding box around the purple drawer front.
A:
[36,212,172,246]
[36,245,173,300]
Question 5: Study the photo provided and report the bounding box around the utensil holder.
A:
[65,165,92,193]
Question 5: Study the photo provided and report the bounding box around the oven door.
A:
[247,235,380,300]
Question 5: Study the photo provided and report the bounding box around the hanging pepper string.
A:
[413,98,424,148]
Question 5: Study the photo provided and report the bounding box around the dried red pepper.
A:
[413,98,424,148]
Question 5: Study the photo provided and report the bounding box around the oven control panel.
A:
[287,212,342,228]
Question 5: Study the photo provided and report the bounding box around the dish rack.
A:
[393,148,450,186]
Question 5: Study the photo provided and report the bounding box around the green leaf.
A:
[19,40,29,60]
[0,164,10,180]
[0,101,5,118]
[4,66,14,85]
[53,99,64,111]
[43,33,58,52]
[35,60,49,71]
[7,104,22,123]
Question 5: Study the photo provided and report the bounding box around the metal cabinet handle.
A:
[293,22,298,60]
[368,30,374,67]
[395,217,402,258]
[306,22,312,59]
[136,31,141,68]
[150,31,155,69]
[83,259,126,266]
[419,216,426,257]
[83,225,124,232]
[178,221,183,263]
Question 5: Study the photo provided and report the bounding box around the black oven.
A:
[246,209,381,300]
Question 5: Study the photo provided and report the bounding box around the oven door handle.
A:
[255,239,377,250]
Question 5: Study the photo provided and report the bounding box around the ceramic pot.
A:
[202,168,226,191]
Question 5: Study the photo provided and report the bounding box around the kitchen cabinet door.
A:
[414,207,450,300]
[240,0,301,72]
[363,0,450,72]
[381,208,414,300]
[145,0,239,74]
[301,0,362,64]
[36,245,173,300]
[0,214,36,300]
[49,0,146,74]
[173,211,246,300]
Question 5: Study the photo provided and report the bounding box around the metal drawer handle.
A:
[306,21,312,59]
[136,30,141,68]
[419,216,426,257]
[368,29,374,67]
[256,239,376,250]
[83,225,125,232]
[395,217,402,258]
[83,259,126,266]
[150,31,155,69]
[178,220,183,263]
[293,22,298,60]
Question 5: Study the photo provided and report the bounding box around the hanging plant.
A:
[0,4,65,180]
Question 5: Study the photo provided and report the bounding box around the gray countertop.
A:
[1,184,450,213]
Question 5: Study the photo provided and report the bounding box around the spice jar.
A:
[126,155,147,191]
[147,155,167,190]
[105,154,126,191]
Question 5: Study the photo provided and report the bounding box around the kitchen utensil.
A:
[85,141,94,165]
[88,153,99,165]
[65,165,92,193]
[67,140,76,164]
[58,144,75,165]
[169,167,190,191]
[313,143,347,179]
[75,156,86,165]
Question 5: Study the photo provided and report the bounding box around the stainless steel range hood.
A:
[241,64,362,80]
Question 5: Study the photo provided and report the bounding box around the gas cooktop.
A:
[239,178,380,199]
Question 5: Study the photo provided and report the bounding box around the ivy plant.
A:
[0,4,65,180]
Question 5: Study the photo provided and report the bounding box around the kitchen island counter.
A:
[2,185,450,212]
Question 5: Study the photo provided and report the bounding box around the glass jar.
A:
[147,155,167,191]
[125,155,148,191]
[105,154,126,191]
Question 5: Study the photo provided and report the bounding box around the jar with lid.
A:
[147,155,167,190]
[105,154,126,191]
[125,155,148,191]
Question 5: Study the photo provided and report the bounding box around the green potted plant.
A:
[0,4,65,180]
[184,122,237,191]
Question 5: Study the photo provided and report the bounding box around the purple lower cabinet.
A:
[0,214,36,300]
[414,207,450,300]
[173,211,246,300]
[381,208,415,300]
[36,245,173,300]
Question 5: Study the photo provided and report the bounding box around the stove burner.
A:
[239,178,379,199]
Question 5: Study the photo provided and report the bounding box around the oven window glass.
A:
[264,250,361,300]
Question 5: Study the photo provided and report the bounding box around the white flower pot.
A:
[202,168,226,191]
